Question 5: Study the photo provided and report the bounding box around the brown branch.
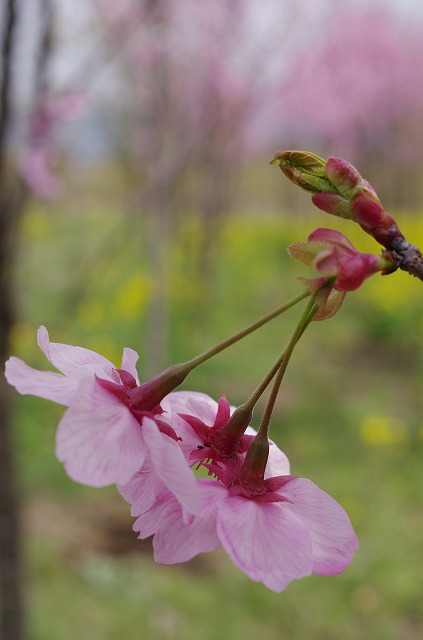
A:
[389,237,423,281]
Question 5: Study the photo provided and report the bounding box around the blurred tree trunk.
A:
[0,2,25,638]
[142,0,173,377]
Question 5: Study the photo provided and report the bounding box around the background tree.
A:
[276,3,423,207]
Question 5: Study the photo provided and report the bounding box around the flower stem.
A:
[258,295,318,439]
[183,290,310,371]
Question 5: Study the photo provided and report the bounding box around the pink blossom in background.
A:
[5,327,201,517]
[20,92,86,198]
[21,147,61,199]
[276,6,423,159]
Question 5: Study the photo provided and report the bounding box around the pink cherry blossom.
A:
[21,93,86,199]
[129,472,358,592]
[5,327,201,516]
[160,390,291,477]
[119,390,290,521]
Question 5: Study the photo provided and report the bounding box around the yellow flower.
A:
[359,413,407,447]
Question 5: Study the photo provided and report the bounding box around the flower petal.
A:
[266,440,291,477]
[119,461,165,516]
[135,480,224,564]
[37,326,117,380]
[217,495,313,592]
[162,391,220,426]
[281,478,359,575]
[5,356,78,406]
[121,347,140,384]
[142,417,202,518]
[245,427,291,477]
[56,376,146,487]
[308,228,355,252]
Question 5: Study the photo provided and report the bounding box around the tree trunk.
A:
[0,1,25,637]
[0,190,25,640]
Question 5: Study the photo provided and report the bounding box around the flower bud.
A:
[288,226,396,320]
[272,150,408,250]
[311,192,354,220]
[324,157,369,199]
[271,150,337,194]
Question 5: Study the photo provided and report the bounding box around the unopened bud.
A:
[271,150,336,194]
[312,192,354,220]
[324,157,368,199]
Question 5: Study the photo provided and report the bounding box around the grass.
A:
[11,197,423,639]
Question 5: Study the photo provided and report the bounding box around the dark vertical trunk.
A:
[0,1,25,638]
[0,197,24,640]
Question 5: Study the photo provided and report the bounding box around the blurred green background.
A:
[12,197,423,640]
[3,0,423,638]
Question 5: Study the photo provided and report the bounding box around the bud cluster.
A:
[272,150,423,281]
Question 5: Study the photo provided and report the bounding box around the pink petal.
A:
[266,440,291,477]
[118,461,164,516]
[162,391,220,425]
[311,192,353,219]
[5,356,78,406]
[56,376,146,487]
[37,326,117,380]
[308,228,355,252]
[121,347,140,384]
[217,495,313,592]
[135,480,224,564]
[281,478,359,575]
[161,391,222,451]
[142,417,202,518]
[325,157,363,196]
[244,427,291,477]
[351,191,385,228]
[313,248,339,277]
[214,395,231,427]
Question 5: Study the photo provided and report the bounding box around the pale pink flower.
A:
[129,471,358,592]
[5,327,201,516]
[119,390,290,521]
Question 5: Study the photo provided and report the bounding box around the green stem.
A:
[258,296,318,439]
[183,290,309,371]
